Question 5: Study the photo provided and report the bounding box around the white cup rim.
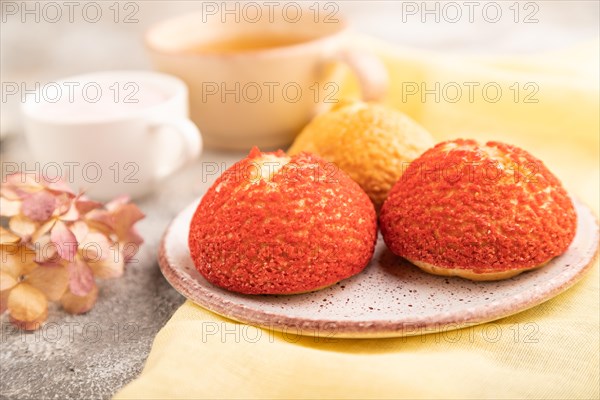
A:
[21,70,188,125]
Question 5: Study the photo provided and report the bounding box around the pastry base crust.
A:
[276,283,337,295]
[409,259,548,281]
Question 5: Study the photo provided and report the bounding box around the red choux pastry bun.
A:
[188,147,377,294]
[379,139,577,281]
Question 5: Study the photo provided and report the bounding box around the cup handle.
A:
[151,118,202,181]
[337,49,389,101]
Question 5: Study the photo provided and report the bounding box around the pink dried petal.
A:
[79,232,112,261]
[75,199,103,215]
[22,191,56,221]
[61,283,98,314]
[26,264,69,301]
[123,230,144,262]
[85,221,112,239]
[7,282,48,322]
[54,193,74,215]
[8,215,37,241]
[0,187,21,200]
[105,195,130,212]
[70,221,89,243]
[0,271,18,291]
[50,220,78,262]
[35,260,64,268]
[1,245,37,276]
[33,233,59,264]
[0,197,22,217]
[128,227,144,244]
[5,173,43,192]
[60,201,80,222]
[86,209,114,231]
[0,290,9,314]
[31,219,57,243]
[9,308,48,331]
[89,249,124,279]
[0,227,20,245]
[66,256,95,296]
[7,187,33,200]
[42,178,74,195]
[112,203,145,239]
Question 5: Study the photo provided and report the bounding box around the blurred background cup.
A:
[145,5,388,150]
[21,70,202,200]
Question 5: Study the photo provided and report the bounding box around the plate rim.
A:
[158,198,599,339]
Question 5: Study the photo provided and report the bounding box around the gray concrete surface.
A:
[0,133,243,399]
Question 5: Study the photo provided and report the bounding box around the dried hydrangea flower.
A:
[1,173,144,330]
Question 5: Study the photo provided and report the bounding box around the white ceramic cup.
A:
[22,70,202,200]
[146,7,388,150]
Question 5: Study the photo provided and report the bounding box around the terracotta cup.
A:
[145,6,387,150]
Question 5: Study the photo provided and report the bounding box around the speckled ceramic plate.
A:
[159,198,598,338]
